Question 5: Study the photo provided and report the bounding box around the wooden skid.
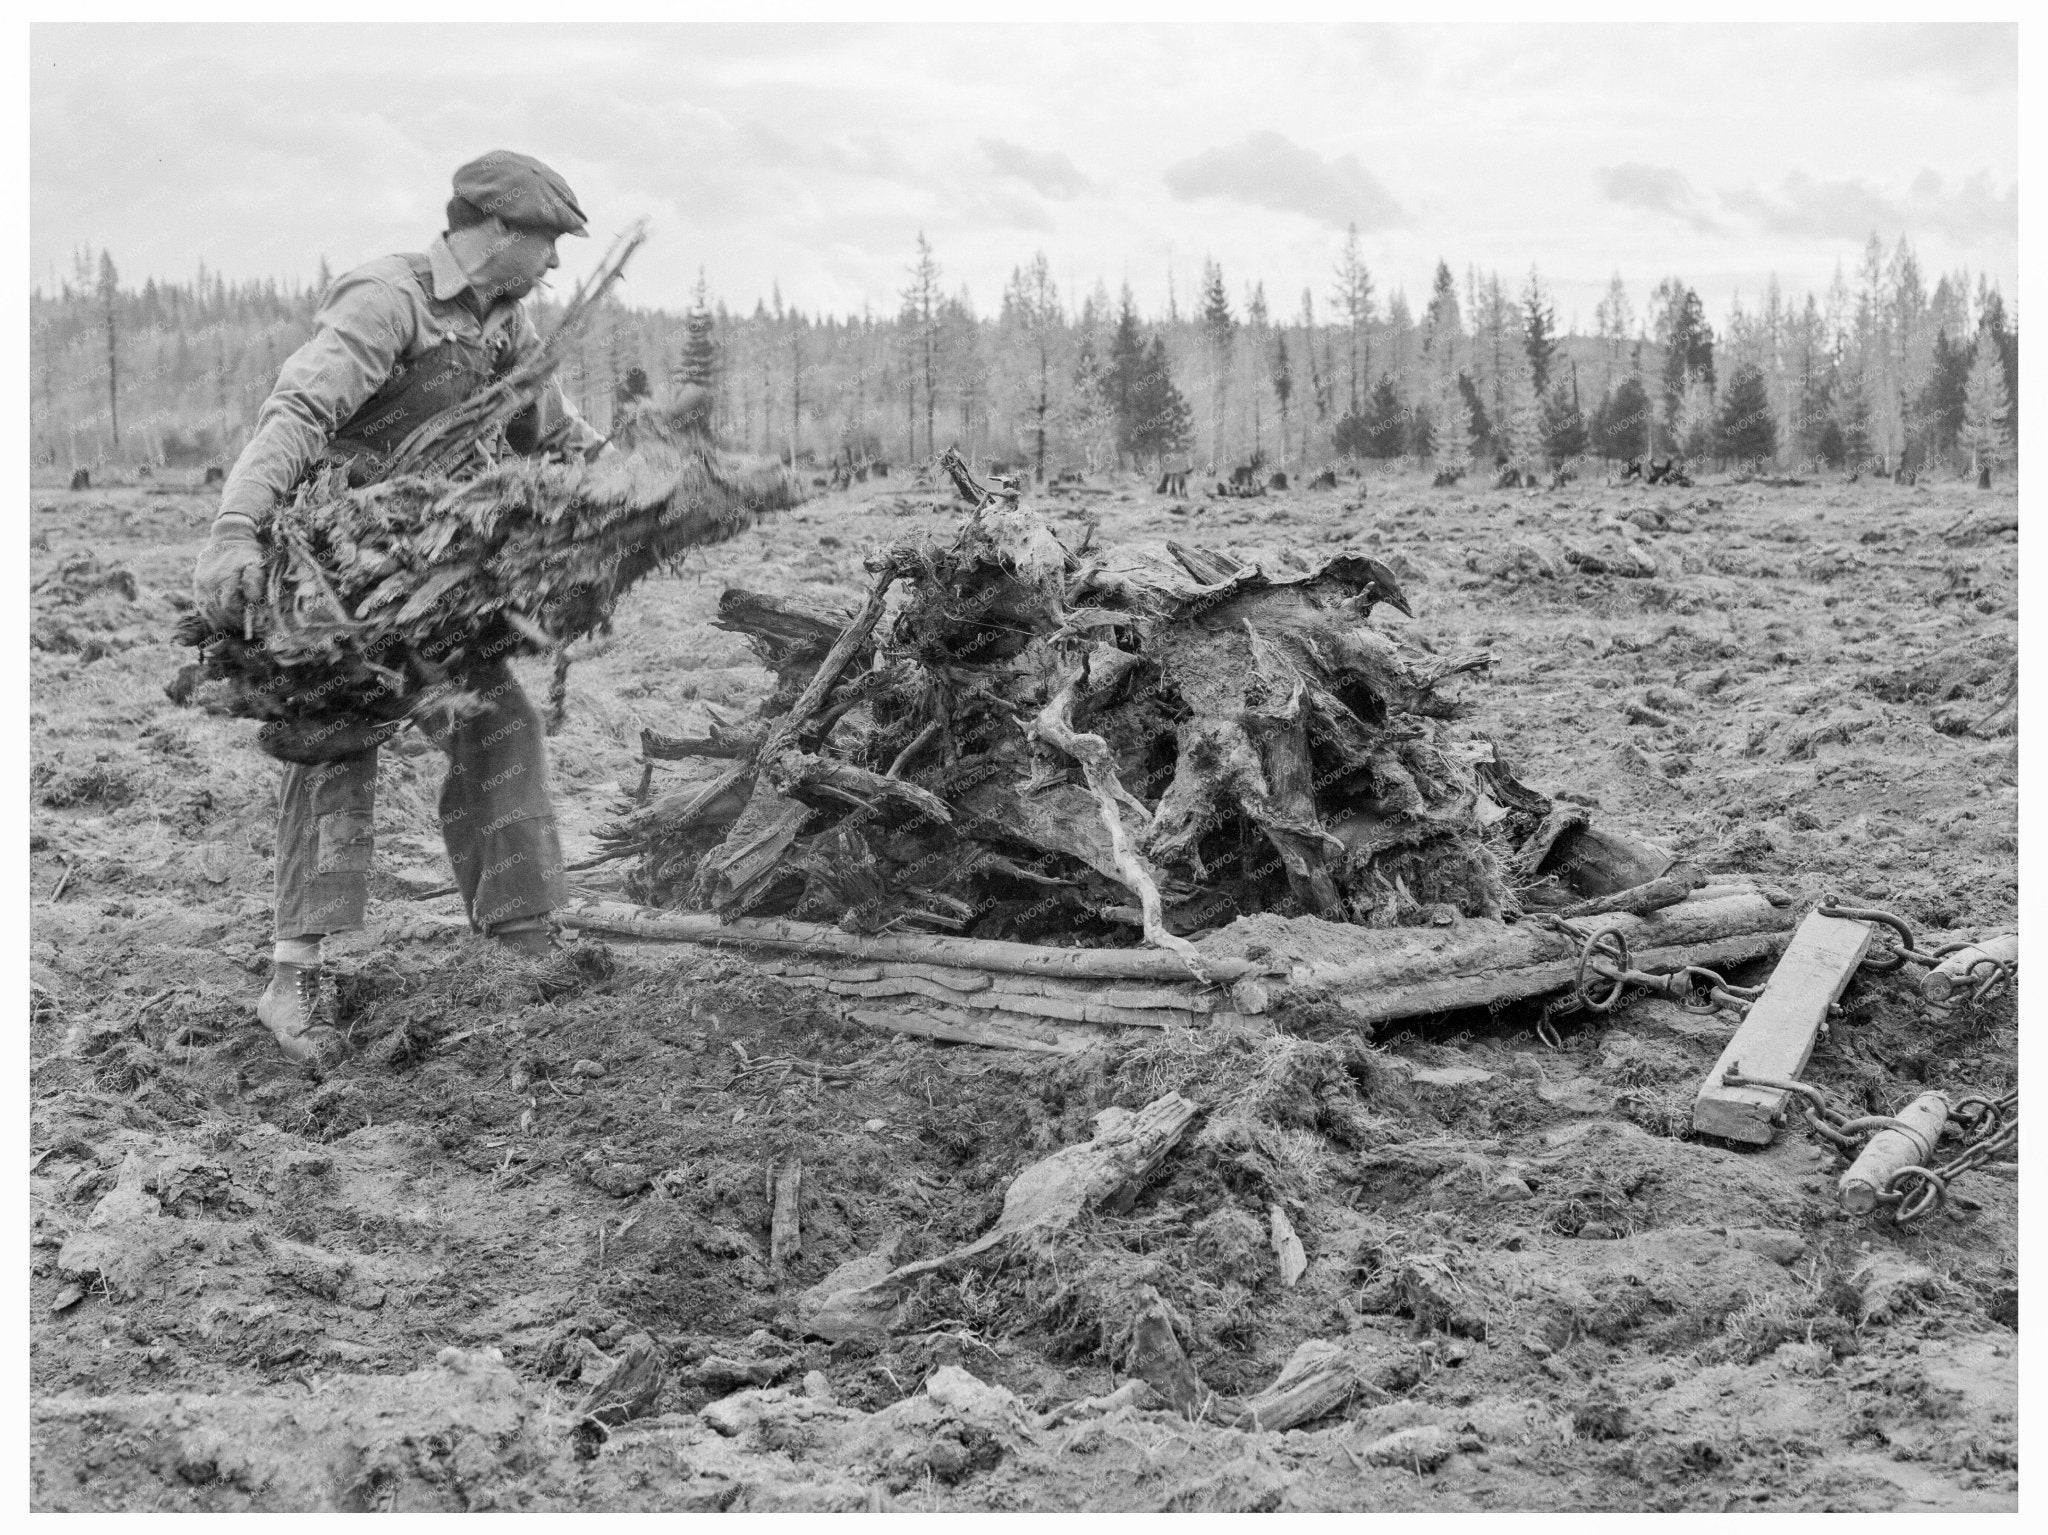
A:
[1692,910,1873,1145]
[553,898,1267,983]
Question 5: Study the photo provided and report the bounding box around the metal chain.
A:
[1561,924,1762,1020]
[1724,1068,2018,1225]
[1817,899,2014,1005]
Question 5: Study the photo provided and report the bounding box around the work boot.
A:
[488,917,557,958]
[256,961,345,1068]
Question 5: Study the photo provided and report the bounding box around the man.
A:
[193,151,605,1067]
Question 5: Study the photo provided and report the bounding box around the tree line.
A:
[30,227,2018,483]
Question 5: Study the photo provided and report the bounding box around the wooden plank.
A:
[779,973,1198,1029]
[1692,911,1872,1145]
[844,1007,1077,1054]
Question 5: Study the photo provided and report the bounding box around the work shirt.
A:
[217,236,602,528]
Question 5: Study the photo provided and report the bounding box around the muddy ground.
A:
[27,463,2018,1511]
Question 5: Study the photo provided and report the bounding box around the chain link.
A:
[1724,1068,2018,1225]
[1816,898,2015,1006]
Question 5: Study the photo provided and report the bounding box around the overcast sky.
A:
[31,23,2017,332]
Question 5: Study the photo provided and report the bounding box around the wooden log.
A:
[769,1158,803,1278]
[552,898,1270,981]
[1548,866,1702,920]
[1921,933,2017,1006]
[1838,1091,1949,1216]
[1692,910,1873,1146]
[1274,887,1791,1024]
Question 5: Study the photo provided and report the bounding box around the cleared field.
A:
[28,465,2017,1511]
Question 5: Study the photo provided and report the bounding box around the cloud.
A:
[1595,164,1718,233]
[1161,131,1405,231]
[980,138,1087,200]
[1844,23,2014,93]
[1719,168,2016,245]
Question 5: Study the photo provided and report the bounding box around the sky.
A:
[30,22,2018,332]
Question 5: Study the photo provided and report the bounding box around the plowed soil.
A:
[28,466,2018,1511]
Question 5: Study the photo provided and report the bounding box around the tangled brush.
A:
[177,434,801,756]
[175,221,803,759]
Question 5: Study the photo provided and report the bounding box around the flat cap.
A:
[452,150,588,237]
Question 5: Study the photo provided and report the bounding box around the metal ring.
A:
[1886,1166,1947,1224]
[1574,928,1631,1013]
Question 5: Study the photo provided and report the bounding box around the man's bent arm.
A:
[216,272,416,529]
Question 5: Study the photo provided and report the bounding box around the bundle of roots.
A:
[175,436,801,753]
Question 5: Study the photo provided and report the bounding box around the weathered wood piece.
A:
[800,1094,1199,1337]
[1838,1091,1949,1216]
[1692,910,1873,1145]
[552,898,1269,982]
[1921,933,2018,1007]
[1231,1339,1378,1432]
[575,1332,665,1427]
[1269,1204,1307,1288]
[769,1159,803,1278]
[1121,1287,1209,1415]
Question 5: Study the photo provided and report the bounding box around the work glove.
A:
[193,513,267,631]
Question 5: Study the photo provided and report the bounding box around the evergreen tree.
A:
[1595,374,1652,461]
[1126,335,1193,466]
[1913,328,1971,467]
[1675,376,1717,462]
[680,271,717,389]
[1101,287,1148,468]
[902,233,942,458]
[1426,375,1475,465]
[1961,330,2013,484]
[1833,367,1873,469]
[1523,268,1558,396]
[1456,372,1491,458]
[1496,364,1542,473]
[1717,361,1777,467]
[1363,375,1406,458]
[1422,260,1462,353]
[1199,260,1235,466]
[1540,372,1588,466]
[1271,331,1294,465]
